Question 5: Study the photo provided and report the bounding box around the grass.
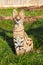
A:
[0,8,43,65]
[25,10,43,16]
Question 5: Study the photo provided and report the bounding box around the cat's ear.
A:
[19,10,25,19]
[13,9,18,18]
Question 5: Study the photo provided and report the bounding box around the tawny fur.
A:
[13,10,33,55]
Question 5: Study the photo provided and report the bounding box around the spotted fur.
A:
[13,10,33,55]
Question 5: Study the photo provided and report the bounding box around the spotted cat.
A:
[13,9,33,55]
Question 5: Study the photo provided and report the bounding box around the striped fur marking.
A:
[13,36,24,50]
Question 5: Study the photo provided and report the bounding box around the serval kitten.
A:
[13,10,33,55]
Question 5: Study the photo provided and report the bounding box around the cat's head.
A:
[13,9,25,24]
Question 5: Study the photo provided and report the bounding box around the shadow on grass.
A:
[0,28,16,54]
[26,25,43,49]
[0,26,43,53]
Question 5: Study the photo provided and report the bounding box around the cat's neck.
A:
[14,22,24,32]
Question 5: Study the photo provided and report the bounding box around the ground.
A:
[0,8,43,65]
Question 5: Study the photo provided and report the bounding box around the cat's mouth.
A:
[15,20,20,24]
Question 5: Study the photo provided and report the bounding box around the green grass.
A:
[25,10,43,16]
[0,8,43,65]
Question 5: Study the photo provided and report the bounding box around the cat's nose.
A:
[16,18,20,21]
[16,16,20,21]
